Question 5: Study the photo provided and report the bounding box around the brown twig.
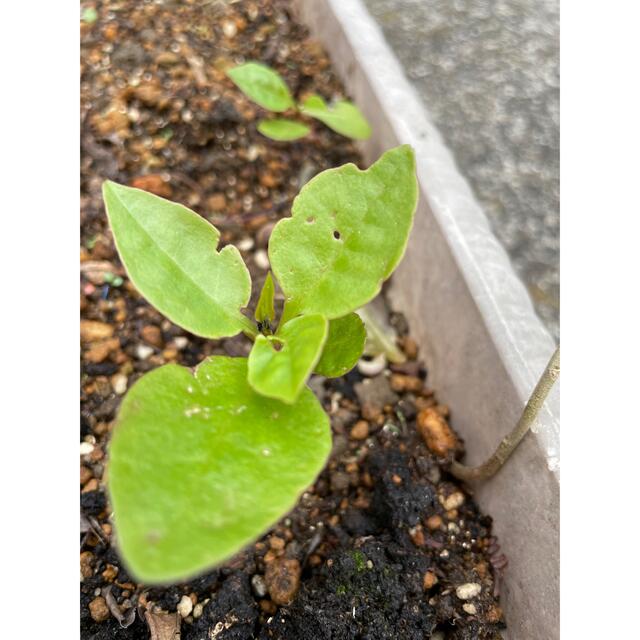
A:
[450,346,560,482]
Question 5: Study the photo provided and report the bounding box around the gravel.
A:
[456,582,482,600]
[362,0,559,339]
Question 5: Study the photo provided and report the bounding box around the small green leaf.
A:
[315,313,366,377]
[103,181,252,339]
[257,118,311,141]
[248,315,328,403]
[227,62,294,112]
[82,7,98,23]
[269,145,418,319]
[108,356,331,583]
[300,95,371,140]
[255,272,276,326]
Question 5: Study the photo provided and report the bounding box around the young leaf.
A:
[255,272,275,326]
[315,313,366,377]
[108,356,331,583]
[300,94,371,140]
[269,145,418,319]
[103,181,253,339]
[82,7,98,23]
[227,62,294,112]
[248,314,328,403]
[257,118,310,141]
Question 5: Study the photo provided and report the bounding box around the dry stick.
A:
[450,346,560,482]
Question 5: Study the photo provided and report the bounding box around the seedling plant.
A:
[102,145,417,583]
[226,61,371,141]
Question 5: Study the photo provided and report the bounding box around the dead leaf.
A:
[145,610,181,640]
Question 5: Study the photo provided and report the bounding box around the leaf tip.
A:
[101,178,116,196]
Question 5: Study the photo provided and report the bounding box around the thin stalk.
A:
[450,346,560,482]
[239,314,258,341]
[357,305,406,364]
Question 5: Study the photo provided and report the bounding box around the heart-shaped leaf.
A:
[103,181,253,339]
[255,271,275,326]
[258,118,310,141]
[227,62,294,112]
[315,313,366,377]
[108,356,331,583]
[300,95,371,140]
[269,145,417,319]
[248,314,328,403]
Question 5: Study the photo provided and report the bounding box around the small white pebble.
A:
[463,603,477,615]
[456,582,482,600]
[253,249,270,270]
[112,374,128,395]
[251,574,267,598]
[80,442,94,456]
[193,603,203,619]
[177,595,193,618]
[357,353,386,377]
[222,20,237,38]
[174,336,188,350]
[237,237,254,252]
[135,344,154,360]
[246,145,260,162]
[441,491,465,511]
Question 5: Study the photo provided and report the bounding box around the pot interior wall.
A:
[292,1,560,638]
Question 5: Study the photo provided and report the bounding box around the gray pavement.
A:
[362,0,559,340]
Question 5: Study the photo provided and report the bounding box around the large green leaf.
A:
[300,95,371,140]
[248,314,327,403]
[227,62,294,112]
[254,271,275,327]
[269,145,417,319]
[258,118,310,141]
[103,181,253,339]
[108,356,331,583]
[315,313,366,377]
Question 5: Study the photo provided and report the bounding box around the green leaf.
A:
[255,272,276,326]
[82,7,98,23]
[257,118,310,141]
[300,95,371,140]
[227,62,294,112]
[315,313,366,377]
[248,315,327,403]
[102,181,253,339]
[108,356,331,583]
[269,145,418,319]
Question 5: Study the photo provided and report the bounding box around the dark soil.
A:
[80,1,506,638]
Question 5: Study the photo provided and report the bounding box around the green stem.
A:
[358,305,406,364]
[450,346,560,483]
[239,314,258,341]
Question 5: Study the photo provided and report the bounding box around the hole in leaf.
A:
[306,216,315,223]
[271,340,283,352]
[333,230,341,240]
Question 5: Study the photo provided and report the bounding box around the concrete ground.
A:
[362,0,559,340]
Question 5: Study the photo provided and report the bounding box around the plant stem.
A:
[357,305,406,364]
[240,314,258,341]
[450,346,560,482]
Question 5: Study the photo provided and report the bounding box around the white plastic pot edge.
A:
[293,0,559,478]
